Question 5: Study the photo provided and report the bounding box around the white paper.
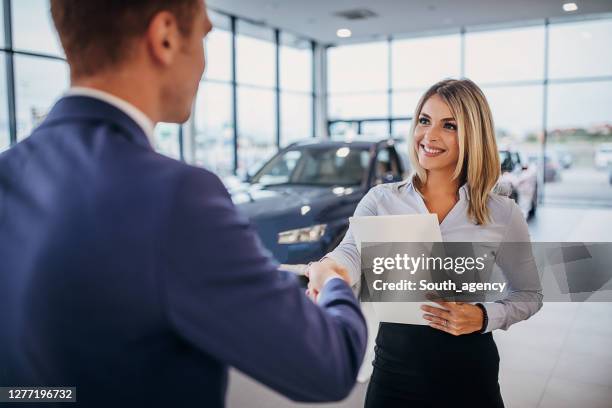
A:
[349,214,443,325]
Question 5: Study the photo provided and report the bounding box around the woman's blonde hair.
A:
[408,78,500,225]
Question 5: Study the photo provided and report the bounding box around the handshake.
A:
[303,258,351,302]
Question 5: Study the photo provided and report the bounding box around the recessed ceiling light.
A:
[563,2,578,12]
[336,28,352,38]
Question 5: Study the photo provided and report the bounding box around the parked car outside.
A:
[595,143,612,169]
[498,149,538,219]
[526,153,561,183]
[553,146,573,169]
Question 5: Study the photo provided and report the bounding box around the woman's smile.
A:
[419,143,446,158]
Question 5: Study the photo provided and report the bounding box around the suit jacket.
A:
[0,96,367,407]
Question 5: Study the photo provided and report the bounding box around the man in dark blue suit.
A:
[0,1,366,406]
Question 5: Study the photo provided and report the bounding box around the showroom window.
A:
[14,55,68,141]
[481,85,544,147]
[327,16,612,205]
[204,12,233,83]
[548,19,612,79]
[153,124,181,160]
[192,11,234,176]
[391,89,424,122]
[465,25,545,84]
[6,0,68,143]
[236,21,277,175]
[12,0,63,57]
[194,81,234,177]
[236,21,276,88]
[392,33,461,89]
[237,85,277,175]
[280,32,313,146]
[390,33,460,128]
[189,13,315,177]
[327,41,390,138]
[545,18,612,205]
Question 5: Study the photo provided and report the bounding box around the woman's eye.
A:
[445,123,457,130]
[418,117,429,125]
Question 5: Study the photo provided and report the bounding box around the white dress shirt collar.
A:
[65,87,156,145]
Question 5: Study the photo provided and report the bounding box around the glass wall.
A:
[544,19,612,205]
[14,55,68,140]
[12,0,63,57]
[465,26,545,83]
[327,41,389,139]
[188,13,315,178]
[235,21,276,175]
[463,25,546,184]
[327,35,464,140]
[193,81,234,176]
[3,0,69,145]
[280,32,313,146]
[153,124,181,160]
[392,34,461,88]
[192,11,234,176]
[327,16,612,206]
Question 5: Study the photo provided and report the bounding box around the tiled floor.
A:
[227,205,612,408]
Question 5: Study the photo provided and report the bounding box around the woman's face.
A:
[414,94,460,173]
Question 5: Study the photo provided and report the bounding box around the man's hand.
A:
[305,259,350,302]
[421,300,484,336]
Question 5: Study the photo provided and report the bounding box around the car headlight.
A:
[278,224,327,244]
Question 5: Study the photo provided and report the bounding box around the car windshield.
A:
[252,145,371,186]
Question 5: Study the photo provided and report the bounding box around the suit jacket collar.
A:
[39,95,153,150]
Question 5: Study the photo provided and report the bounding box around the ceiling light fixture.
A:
[336,28,352,38]
[563,2,578,12]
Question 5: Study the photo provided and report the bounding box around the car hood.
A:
[231,183,360,220]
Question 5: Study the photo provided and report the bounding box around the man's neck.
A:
[72,72,160,124]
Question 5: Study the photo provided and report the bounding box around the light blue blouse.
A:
[326,177,543,333]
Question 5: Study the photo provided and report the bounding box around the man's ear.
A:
[146,11,181,66]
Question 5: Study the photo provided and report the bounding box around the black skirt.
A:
[365,323,505,408]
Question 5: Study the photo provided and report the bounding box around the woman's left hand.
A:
[421,301,484,335]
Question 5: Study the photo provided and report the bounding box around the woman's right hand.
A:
[305,259,351,302]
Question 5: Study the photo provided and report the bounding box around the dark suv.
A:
[231,138,409,264]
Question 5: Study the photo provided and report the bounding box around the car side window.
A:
[512,153,522,169]
[500,152,514,173]
[375,147,402,184]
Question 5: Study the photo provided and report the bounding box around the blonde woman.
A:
[307,79,542,407]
